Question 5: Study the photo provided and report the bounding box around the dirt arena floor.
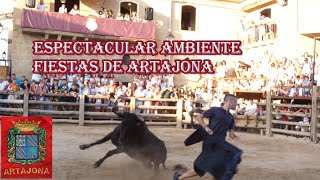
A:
[2,124,320,180]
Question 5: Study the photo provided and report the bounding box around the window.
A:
[181,5,196,31]
[120,2,138,16]
[260,8,271,19]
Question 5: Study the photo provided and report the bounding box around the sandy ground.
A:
[2,124,320,180]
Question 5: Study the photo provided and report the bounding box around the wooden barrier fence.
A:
[0,86,319,143]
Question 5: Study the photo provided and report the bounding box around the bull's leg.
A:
[94,148,122,168]
[79,132,113,150]
[153,161,160,175]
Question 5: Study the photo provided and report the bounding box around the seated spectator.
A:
[124,13,130,21]
[37,0,46,11]
[107,10,113,18]
[58,4,67,14]
[302,75,311,96]
[116,12,124,20]
[69,4,80,15]
[131,11,138,21]
[244,100,258,126]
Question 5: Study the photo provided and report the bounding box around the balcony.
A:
[20,9,155,40]
[241,20,278,49]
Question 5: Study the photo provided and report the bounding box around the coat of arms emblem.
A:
[7,120,46,165]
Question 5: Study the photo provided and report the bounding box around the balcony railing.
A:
[21,9,155,40]
[241,20,278,46]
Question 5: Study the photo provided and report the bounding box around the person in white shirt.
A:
[0,76,9,107]
[134,85,145,114]
[244,100,258,126]
[143,85,153,114]
[301,58,311,78]
[116,12,124,20]
[58,4,67,14]
[69,4,80,15]
[37,0,46,11]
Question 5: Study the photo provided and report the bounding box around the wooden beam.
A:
[241,0,277,13]
[311,86,319,143]
[0,99,23,104]
[271,103,312,108]
[272,120,310,127]
[130,97,135,113]
[57,34,62,40]
[0,107,23,113]
[79,95,85,126]
[137,106,177,110]
[271,128,310,137]
[23,92,29,116]
[176,99,183,128]
[266,86,272,136]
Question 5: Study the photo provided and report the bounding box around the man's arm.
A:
[195,114,213,135]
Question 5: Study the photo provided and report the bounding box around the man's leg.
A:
[244,112,248,126]
[221,142,242,180]
[254,112,258,127]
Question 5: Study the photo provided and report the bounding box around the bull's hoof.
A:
[79,144,88,150]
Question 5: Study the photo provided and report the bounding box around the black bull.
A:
[79,112,167,174]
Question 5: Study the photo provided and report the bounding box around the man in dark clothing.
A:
[174,94,242,180]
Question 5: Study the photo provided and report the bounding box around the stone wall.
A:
[10,0,240,87]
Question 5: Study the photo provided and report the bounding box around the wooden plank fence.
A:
[0,86,320,144]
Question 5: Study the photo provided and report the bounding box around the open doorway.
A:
[120,2,138,16]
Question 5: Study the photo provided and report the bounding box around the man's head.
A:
[0,77,3,83]
[11,74,16,80]
[224,94,238,110]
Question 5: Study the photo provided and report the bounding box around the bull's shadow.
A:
[79,112,167,175]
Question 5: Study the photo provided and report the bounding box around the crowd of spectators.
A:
[36,0,145,22]
[214,51,319,97]
[241,15,277,45]
[0,73,225,114]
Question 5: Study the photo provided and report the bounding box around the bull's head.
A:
[115,112,145,144]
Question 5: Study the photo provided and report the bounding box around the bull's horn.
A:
[137,116,145,122]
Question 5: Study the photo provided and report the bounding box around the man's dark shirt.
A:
[20,83,30,90]
[202,107,235,143]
